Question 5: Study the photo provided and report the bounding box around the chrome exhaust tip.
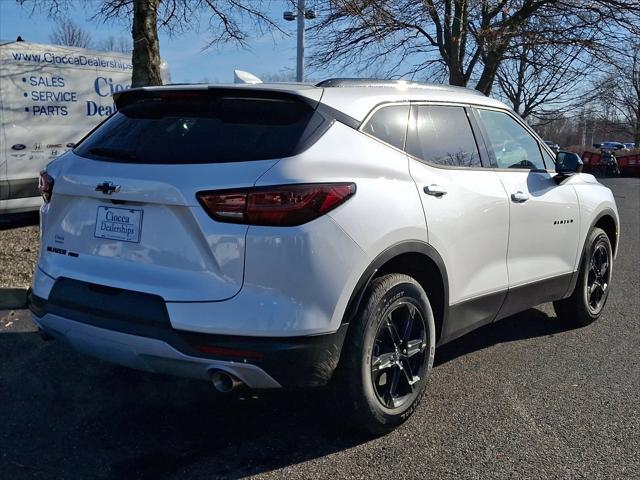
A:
[210,370,243,393]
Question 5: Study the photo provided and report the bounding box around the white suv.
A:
[29,80,619,434]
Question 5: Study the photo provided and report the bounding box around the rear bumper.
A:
[30,311,282,388]
[28,286,348,388]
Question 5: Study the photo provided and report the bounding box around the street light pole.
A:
[296,0,305,83]
[284,1,316,82]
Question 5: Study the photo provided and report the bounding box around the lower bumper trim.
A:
[33,312,281,389]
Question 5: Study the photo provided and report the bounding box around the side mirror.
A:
[556,151,583,174]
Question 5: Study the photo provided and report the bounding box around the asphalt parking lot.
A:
[1,178,638,480]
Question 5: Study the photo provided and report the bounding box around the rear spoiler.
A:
[112,86,360,129]
[113,85,319,110]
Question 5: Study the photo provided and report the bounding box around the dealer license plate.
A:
[94,206,143,243]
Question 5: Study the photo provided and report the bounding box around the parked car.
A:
[596,141,626,151]
[623,142,637,150]
[544,140,560,154]
[29,79,619,434]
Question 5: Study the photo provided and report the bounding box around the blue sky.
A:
[0,0,335,83]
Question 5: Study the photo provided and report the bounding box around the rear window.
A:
[361,105,410,150]
[74,93,326,164]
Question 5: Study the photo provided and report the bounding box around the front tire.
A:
[335,274,436,435]
[554,227,613,326]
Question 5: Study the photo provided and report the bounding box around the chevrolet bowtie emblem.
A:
[95,182,121,195]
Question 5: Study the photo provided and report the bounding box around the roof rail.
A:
[316,78,422,88]
[315,78,485,95]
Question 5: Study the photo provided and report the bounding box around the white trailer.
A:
[0,40,170,214]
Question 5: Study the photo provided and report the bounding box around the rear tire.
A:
[335,274,436,435]
[554,227,613,326]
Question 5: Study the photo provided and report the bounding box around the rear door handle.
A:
[423,184,448,197]
[511,191,530,203]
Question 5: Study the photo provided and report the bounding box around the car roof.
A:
[319,82,506,121]
[118,79,509,123]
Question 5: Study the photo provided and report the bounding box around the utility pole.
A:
[283,1,316,82]
[296,0,305,82]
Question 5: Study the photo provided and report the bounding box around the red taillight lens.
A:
[38,171,54,203]
[197,183,356,226]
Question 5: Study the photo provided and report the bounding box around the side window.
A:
[361,105,410,150]
[476,109,545,170]
[406,105,481,167]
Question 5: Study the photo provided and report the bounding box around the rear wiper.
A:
[89,147,137,161]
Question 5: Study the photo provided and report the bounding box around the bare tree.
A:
[309,1,640,95]
[97,0,282,87]
[535,107,634,149]
[495,29,591,121]
[49,18,93,48]
[594,39,640,144]
[96,35,133,53]
[260,71,297,82]
[21,0,281,87]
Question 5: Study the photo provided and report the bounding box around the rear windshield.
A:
[74,92,325,164]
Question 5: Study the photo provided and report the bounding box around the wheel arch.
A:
[342,241,449,343]
[564,207,619,299]
[592,210,618,256]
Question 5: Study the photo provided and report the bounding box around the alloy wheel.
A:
[586,242,610,314]
[370,301,428,410]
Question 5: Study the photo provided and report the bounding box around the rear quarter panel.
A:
[251,122,427,333]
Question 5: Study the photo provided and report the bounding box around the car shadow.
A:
[0,306,573,479]
[435,307,573,367]
[0,288,29,309]
[0,211,39,230]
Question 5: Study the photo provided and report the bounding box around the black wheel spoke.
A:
[594,247,604,268]
[589,282,603,307]
[402,305,415,343]
[404,339,424,357]
[595,284,603,301]
[399,358,419,391]
[372,352,396,373]
[386,314,402,347]
[385,367,401,406]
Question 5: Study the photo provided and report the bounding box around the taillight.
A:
[38,171,54,203]
[197,183,356,226]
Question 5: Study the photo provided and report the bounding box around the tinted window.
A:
[75,94,324,164]
[361,105,410,150]
[477,109,545,170]
[406,106,481,167]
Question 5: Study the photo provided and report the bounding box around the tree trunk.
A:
[475,48,505,95]
[448,66,466,87]
[131,0,162,87]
